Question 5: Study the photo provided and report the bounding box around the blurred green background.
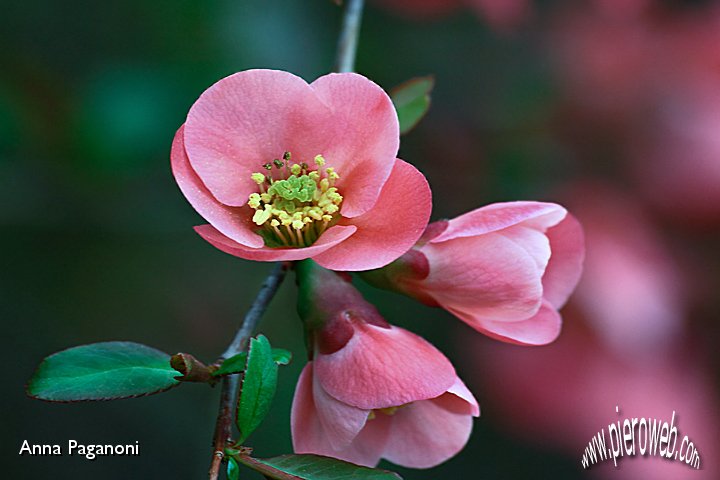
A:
[3,0,718,478]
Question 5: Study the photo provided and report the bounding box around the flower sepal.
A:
[296,260,389,357]
[359,249,438,307]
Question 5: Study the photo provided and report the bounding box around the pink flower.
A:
[292,260,479,468]
[361,202,584,345]
[171,69,431,271]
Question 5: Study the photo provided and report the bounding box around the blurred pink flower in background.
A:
[591,0,651,20]
[362,202,584,345]
[550,5,720,226]
[464,318,720,478]
[565,184,685,358]
[548,8,657,117]
[171,69,431,271]
[629,87,720,225]
[373,0,531,30]
[469,0,531,30]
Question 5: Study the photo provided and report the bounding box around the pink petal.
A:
[541,213,585,309]
[314,324,456,410]
[184,70,331,206]
[445,377,481,417]
[171,125,264,248]
[312,160,431,271]
[336,414,393,467]
[418,220,449,245]
[194,224,357,262]
[380,391,475,468]
[452,299,562,345]
[311,368,370,449]
[419,227,549,323]
[310,73,400,217]
[291,364,390,467]
[291,363,328,455]
[183,70,400,215]
[431,201,567,243]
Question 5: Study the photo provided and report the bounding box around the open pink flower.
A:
[361,202,584,345]
[292,260,479,468]
[171,69,431,271]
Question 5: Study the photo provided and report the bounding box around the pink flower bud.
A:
[362,202,585,345]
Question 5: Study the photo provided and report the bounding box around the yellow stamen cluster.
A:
[247,152,344,248]
[367,405,407,421]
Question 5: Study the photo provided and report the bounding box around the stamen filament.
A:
[272,224,288,245]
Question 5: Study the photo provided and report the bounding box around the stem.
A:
[334,0,365,73]
[208,262,288,480]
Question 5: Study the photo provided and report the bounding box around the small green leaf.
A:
[213,353,248,377]
[214,348,292,377]
[27,342,180,402]
[227,457,240,480]
[391,76,434,135]
[271,348,292,366]
[236,454,403,480]
[236,335,278,443]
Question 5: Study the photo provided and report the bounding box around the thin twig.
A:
[208,262,288,480]
[221,263,288,359]
[334,0,365,73]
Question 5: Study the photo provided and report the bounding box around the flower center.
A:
[367,404,409,421]
[247,152,343,248]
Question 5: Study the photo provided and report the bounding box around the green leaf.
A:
[214,348,292,377]
[391,76,434,135]
[271,348,292,366]
[235,454,402,480]
[227,457,240,480]
[236,335,278,442]
[26,342,180,402]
